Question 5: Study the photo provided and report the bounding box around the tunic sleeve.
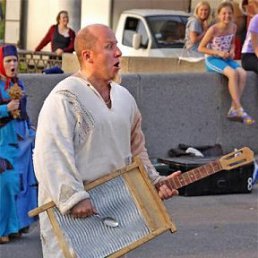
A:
[130,108,163,184]
[34,91,90,214]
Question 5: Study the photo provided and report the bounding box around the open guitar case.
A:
[154,144,254,196]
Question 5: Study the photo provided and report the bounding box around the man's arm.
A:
[34,91,90,214]
[130,109,179,199]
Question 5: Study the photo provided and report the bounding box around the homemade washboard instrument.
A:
[29,147,253,258]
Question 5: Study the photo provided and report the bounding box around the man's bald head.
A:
[74,24,111,65]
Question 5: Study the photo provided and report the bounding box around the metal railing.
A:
[18,50,62,73]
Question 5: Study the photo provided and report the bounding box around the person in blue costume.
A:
[0,44,38,244]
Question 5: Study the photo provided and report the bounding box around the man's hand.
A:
[155,171,181,200]
[70,198,96,218]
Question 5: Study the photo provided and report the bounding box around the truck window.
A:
[122,17,148,48]
[146,15,188,48]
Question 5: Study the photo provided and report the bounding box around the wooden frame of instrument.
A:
[29,156,177,258]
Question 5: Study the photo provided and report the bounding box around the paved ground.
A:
[1,185,257,258]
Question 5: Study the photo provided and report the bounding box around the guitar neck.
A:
[158,160,223,190]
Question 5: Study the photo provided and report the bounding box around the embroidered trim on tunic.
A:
[56,90,95,144]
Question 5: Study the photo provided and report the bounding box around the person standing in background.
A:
[35,10,75,56]
[0,44,37,244]
[240,0,258,26]
[241,8,258,74]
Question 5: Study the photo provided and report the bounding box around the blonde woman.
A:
[185,1,212,53]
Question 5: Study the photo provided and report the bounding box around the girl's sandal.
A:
[227,108,255,125]
[227,109,243,122]
[242,112,255,125]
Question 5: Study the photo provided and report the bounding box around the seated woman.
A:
[241,12,258,74]
[35,10,75,56]
[184,1,211,57]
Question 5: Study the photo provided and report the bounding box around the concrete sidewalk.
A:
[1,185,257,258]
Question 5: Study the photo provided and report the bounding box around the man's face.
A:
[91,27,122,81]
[3,55,18,78]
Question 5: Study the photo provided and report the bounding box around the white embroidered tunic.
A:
[33,75,161,257]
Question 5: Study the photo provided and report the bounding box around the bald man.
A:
[34,24,180,258]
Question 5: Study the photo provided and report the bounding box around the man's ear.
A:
[82,49,93,63]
